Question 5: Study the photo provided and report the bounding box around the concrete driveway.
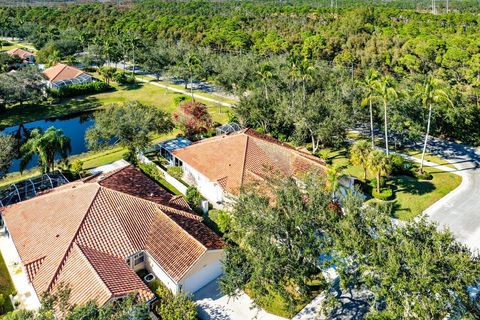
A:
[194,278,287,320]
[420,138,480,253]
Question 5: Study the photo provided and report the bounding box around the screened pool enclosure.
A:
[0,171,69,207]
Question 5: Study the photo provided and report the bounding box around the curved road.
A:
[421,138,480,253]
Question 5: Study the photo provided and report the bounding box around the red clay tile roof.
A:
[6,48,34,60]
[173,128,326,194]
[1,167,223,307]
[42,63,86,82]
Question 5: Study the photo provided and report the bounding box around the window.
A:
[126,251,144,267]
[133,252,144,266]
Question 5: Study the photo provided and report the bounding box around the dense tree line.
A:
[2,2,480,145]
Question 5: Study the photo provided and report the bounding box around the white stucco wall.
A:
[179,250,224,294]
[182,163,224,204]
[145,254,179,294]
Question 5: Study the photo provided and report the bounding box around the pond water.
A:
[1,113,94,173]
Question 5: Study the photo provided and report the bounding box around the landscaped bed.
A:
[325,147,462,220]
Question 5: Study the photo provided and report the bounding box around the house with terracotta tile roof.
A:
[0,165,223,309]
[170,128,329,205]
[6,48,35,64]
[42,63,92,88]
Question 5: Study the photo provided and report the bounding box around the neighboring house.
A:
[0,165,223,308]
[6,48,35,64]
[170,128,329,205]
[42,63,92,88]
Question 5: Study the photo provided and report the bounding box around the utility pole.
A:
[446,0,449,13]
[432,0,436,14]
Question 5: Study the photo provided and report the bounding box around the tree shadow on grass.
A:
[391,175,435,196]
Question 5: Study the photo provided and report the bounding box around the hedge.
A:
[372,188,394,201]
[50,81,111,98]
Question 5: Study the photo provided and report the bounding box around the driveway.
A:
[420,138,480,253]
[194,278,287,320]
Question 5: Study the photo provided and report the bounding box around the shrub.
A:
[114,72,136,84]
[173,94,191,106]
[50,81,111,98]
[390,154,413,176]
[139,162,165,183]
[155,282,197,320]
[208,209,231,234]
[167,166,183,180]
[369,177,386,189]
[414,170,433,180]
[372,188,394,201]
[185,186,202,211]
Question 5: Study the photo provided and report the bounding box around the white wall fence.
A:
[137,153,188,195]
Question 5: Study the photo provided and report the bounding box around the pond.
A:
[1,113,94,173]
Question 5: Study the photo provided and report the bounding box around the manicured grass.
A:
[0,252,14,314]
[389,167,461,220]
[403,149,456,169]
[325,147,462,220]
[136,75,239,105]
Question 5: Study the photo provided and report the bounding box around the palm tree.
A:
[20,127,71,173]
[368,150,391,193]
[290,59,315,107]
[186,54,201,101]
[371,75,397,156]
[350,140,372,181]
[47,49,61,67]
[415,76,452,173]
[256,63,274,100]
[327,164,346,201]
[361,69,379,148]
[99,66,116,85]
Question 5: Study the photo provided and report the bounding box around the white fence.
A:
[137,153,188,195]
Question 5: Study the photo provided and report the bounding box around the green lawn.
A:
[325,147,462,220]
[0,252,14,314]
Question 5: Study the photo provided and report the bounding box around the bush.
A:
[185,186,203,212]
[372,188,394,201]
[414,170,433,180]
[139,162,165,182]
[173,94,191,106]
[390,154,413,176]
[114,71,136,84]
[207,209,231,234]
[369,177,386,189]
[167,166,183,180]
[155,283,197,320]
[50,81,111,98]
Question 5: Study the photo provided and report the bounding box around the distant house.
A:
[0,165,224,308]
[6,48,35,64]
[170,128,330,204]
[42,63,92,88]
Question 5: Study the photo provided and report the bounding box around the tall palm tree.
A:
[290,59,315,107]
[20,127,71,173]
[361,69,379,148]
[185,54,201,101]
[371,75,397,156]
[368,150,391,193]
[256,63,274,100]
[415,76,452,172]
[350,140,372,181]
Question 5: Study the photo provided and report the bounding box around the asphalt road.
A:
[421,138,480,253]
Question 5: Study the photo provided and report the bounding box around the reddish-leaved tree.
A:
[172,101,213,137]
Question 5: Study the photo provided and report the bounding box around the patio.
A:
[0,228,40,310]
